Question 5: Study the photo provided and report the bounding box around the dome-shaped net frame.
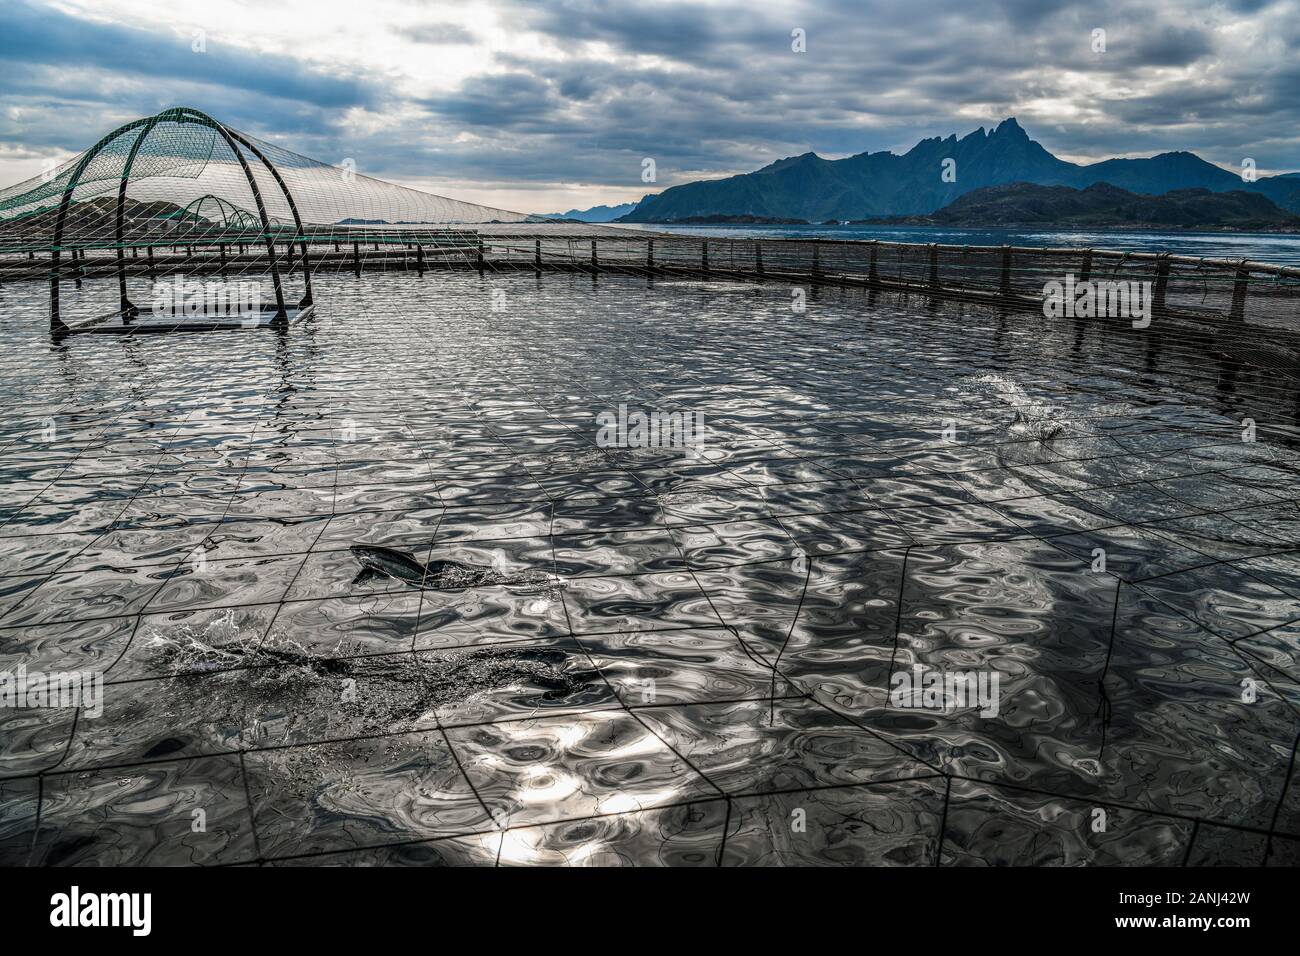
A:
[0,106,548,331]
[0,106,539,241]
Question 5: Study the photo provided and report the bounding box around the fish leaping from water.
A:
[349,544,480,589]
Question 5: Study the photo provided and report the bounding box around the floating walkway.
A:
[55,301,315,335]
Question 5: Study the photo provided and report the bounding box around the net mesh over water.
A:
[0,270,1298,866]
[0,107,538,240]
[1,109,1299,867]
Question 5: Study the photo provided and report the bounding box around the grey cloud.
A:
[0,0,376,112]
[402,22,478,45]
[1,0,1299,199]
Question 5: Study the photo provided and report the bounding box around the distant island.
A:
[863,182,1300,232]
[610,118,1300,224]
[542,201,639,223]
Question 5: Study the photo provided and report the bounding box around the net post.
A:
[298,241,313,306]
[1153,254,1171,315]
[1229,260,1250,323]
[49,246,68,335]
[999,245,1012,295]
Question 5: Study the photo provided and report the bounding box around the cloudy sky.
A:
[2,0,1298,214]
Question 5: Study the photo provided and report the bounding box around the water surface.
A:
[1,271,1298,866]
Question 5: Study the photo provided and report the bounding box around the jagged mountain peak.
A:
[993,117,1027,139]
[755,151,823,174]
[618,118,1300,223]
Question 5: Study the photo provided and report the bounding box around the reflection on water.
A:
[1,270,1298,866]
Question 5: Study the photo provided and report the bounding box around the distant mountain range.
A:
[875,182,1300,230]
[615,118,1300,223]
[545,201,639,222]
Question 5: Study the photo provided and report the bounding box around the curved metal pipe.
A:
[224,127,313,308]
[112,108,187,320]
[49,117,151,332]
[52,106,306,331]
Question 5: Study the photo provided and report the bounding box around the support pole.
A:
[868,241,879,284]
[298,241,312,305]
[1153,254,1171,315]
[1080,249,1094,286]
[813,241,822,283]
[49,247,68,335]
[534,238,542,273]
[416,243,425,277]
[999,245,1012,296]
[353,241,360,276]
[647,239,654,273]
[591,239,598,271]
[928,243,939,288]
[701,240,709,274]
[755,241,764,277]
[1229,259,1250,323]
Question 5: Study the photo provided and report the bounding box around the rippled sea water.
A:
[1,271,1298,866]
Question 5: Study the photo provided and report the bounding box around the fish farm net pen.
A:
[3,106,1300,869]
[2,107,1299,337]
